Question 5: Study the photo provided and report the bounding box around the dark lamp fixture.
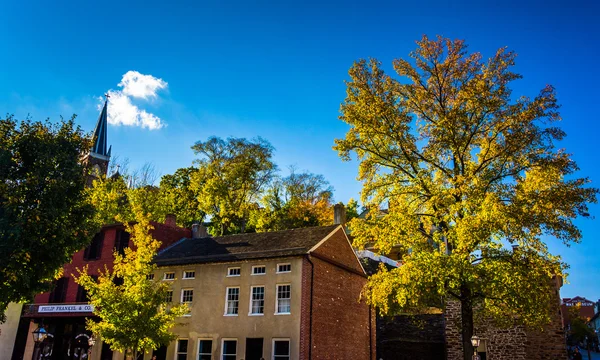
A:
[32,325,48,343]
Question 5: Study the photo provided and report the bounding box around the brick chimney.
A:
[192,223,209,238]
[333,203,346,226]
[165,214,177,227]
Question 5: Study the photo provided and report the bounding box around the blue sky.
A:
[1,0,598,300]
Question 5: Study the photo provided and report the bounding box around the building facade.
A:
[150,224,376,360]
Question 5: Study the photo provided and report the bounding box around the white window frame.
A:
[248,285,265,316]
[276,263,291,274]
[181,288,194,303]
[224,287,240,316]
[197,338,213,360]
[227,267,241,277]
[165,290,173,303]
[183,270,195,279]
[176,338,189,360]
[272,338,290,360]
[163,272,175,280]
[251,265,266,275]
[220,338,237,360]
[275,284,291,315]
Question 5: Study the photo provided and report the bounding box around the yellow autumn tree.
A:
[334,35,598,360]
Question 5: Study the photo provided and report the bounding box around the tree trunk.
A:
[461,285,474,360]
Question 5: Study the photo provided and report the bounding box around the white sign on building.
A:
[38,304,94,313]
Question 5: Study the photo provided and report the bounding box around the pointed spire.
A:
[91,99,109,156]
[107,145,112,157]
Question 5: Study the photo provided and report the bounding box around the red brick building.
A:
[561,296,596,327]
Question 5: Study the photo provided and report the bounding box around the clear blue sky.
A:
[1,0,598,300]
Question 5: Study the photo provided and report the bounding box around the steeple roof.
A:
[91,100,109,157]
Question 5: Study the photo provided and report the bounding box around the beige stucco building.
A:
[140,224,375,360]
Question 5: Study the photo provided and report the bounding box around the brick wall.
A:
[34,221,191,304]
[301,228,375,360]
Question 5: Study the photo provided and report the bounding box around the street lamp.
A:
[471,336,481,360]
[32,324,48,343]
[88,336,96,348]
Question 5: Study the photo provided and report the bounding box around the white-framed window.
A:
[277,263,291,273]
[225,287,240,315]
[177,338,188,360]
[181,289,194,303]
[252,265,266,275]
[198,338,213,360]
[183,270,195,279]
[249,286,265,315]
[165,290,173,303]
[146,273,155,280]
[272,339,290,360]
[164,272,175,280]
[227,267,241,277]
[221,339,237,360]
[276,284,291,314]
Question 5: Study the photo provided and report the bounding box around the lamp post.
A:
[32,324,48,360]
[470,335,481,360]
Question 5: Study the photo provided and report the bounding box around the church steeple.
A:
[91,99,109,157]
[85,96,111,184]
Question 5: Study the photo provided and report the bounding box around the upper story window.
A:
[227,267,241,277]
[276,284,291,314]
[146,274,155,280]
[114,229,130,256]
[164,272,175,280]
[277,263,291,273]
[252,265,266,275]
[183,270,195,279]
[225,287,240,316]
[165,290,173,303]
[49,277,69,303]
[84,232,104,260]
[76,275,97,302]
[181,289,194,303]
[250,286,265,315]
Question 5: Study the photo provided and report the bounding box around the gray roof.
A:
[154,225,340,267]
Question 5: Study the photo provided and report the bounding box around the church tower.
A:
[83,98,111,186]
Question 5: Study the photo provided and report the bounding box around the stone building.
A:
[150,224,376,360]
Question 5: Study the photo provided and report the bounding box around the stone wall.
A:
[444,299,567,360]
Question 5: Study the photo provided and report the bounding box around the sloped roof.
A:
[91,100,109,157]
[154,225,340,266]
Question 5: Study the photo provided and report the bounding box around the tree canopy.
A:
[254,169,334,231]
[0,115,96,321]
[190,136,277,235]
[335,36,598,359]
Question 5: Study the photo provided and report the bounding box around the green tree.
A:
[255,169,334,231]
[75,207,187,359]
[191,136,276,235]
[159,167,205,227]
[345,198,361,222]
[334,36,598,359]
[0,115,96,321]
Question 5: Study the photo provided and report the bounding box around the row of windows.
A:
[176,338,290,360]
[83,229,130,261]
[165,284,292,316]
[158,263,292,281]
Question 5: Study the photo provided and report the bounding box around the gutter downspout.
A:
[307,254,315,360]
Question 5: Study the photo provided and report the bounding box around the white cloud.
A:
[100,71,167,130]
[118,71,167,100]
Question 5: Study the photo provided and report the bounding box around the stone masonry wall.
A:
[445,299,567,360]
